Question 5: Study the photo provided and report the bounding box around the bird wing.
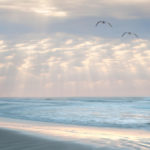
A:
[107,22,112,27]
[121,32,127,37]
[95,21,102,26]
[133,33,138,38]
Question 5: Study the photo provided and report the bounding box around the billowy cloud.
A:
[0,0,150,96]
[0,0,150,21]
[0,34,150,96]
[0,0,67,17]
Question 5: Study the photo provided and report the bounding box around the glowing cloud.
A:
[0,33,150,97]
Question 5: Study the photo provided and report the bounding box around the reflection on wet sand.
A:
[0,118,150,149]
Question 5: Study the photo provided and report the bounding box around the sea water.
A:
[0,97,150,131]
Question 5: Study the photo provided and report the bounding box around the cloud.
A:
[0,0,67,17]
[0,33,150,96]
[0,0,150,22]
[1,0,150,41]
[0,0,149,97]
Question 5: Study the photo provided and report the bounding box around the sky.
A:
[0,0,150,97]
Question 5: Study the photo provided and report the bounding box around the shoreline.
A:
[0,117,150,149]
[0,128,95,150]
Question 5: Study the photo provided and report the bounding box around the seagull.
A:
[96,20,112,27]
[121,32,138,38]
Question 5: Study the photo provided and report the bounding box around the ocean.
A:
[0,97,150,131]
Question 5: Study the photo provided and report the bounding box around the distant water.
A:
[0,97,150,130]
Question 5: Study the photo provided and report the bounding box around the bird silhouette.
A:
[121,32,138,38]
[96,20,112,27]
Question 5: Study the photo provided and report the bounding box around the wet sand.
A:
[0,128,96,150]
[0,117,150,150]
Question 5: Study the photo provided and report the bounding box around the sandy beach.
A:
[0,128,97,150]
[0,117,150,150]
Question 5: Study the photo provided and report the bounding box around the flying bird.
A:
[121,32,138,38]
[96,20,112,27]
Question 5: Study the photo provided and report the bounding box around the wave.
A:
[0,97,150,131]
